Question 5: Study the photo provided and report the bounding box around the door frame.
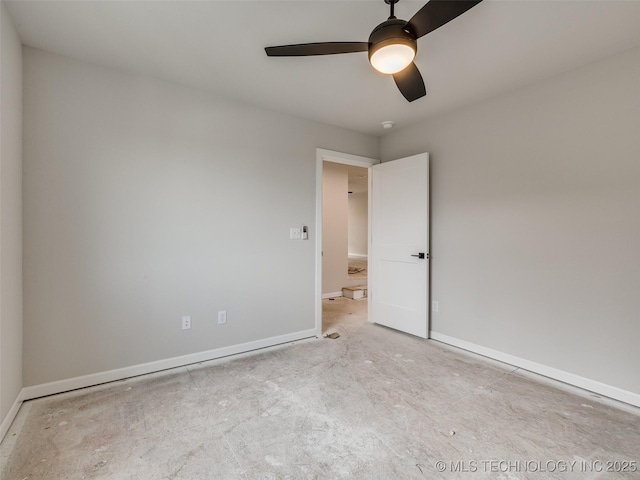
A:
[315,148,378,337]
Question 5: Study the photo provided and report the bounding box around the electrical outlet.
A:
[432,301,439,313]
[218,310,227,325]
[182,316,191,330]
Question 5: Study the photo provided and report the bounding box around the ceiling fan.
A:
[265,0,483,102]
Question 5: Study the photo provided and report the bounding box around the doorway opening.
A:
[315,149,378,337]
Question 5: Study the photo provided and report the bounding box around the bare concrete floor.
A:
[2,298,639,479]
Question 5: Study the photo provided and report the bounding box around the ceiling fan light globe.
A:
[370,44,415,74]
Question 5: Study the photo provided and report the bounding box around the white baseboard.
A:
[322,292,343,299]
[0,389,24,443]
[430,332,640,409]
[22,329,318,401]
[348,253,368,258]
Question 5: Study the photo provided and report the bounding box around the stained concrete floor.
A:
[2,298,639,479]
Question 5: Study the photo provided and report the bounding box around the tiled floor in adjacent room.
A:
[1,297,639,479]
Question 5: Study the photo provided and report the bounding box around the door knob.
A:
[411,252,427,259]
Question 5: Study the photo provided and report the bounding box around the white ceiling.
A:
[6,0,640,136]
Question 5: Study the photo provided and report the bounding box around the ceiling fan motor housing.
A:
[368,19,417,61]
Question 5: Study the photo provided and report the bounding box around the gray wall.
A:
[322,161,349,296]
[0,2,23,433]
[380,47,640,396]
[22,48,378,386]
[348,192,368,257]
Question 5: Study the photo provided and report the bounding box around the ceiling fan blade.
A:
[265,42,368,57]
[393,63,426,102]
[407,0,483,39]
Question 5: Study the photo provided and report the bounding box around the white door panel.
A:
[370,153,429,338]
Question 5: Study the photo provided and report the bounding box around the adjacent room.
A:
[322,162,369,302]
[1,1,639,478]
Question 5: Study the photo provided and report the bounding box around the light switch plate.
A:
[290,227,301,239]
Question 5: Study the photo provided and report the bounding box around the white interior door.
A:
[370,153,429,338]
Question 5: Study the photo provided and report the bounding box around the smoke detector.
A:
[382,120,394,129]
